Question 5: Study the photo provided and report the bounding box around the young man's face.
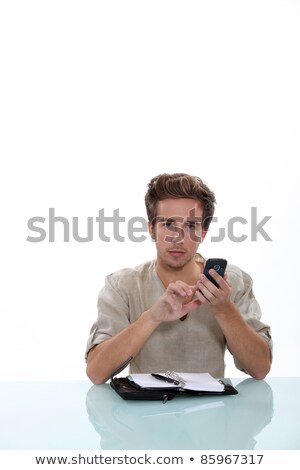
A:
[149,198,206,270]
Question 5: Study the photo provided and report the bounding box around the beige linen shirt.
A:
[85,255,272,377]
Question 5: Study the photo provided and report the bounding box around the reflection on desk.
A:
[0,378,299,450]
[86,378,274,450]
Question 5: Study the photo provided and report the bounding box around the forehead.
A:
[156,198,203,219]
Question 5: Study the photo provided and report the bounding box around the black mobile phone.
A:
[203,258,227,288]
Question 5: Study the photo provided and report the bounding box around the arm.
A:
[196,270,271,380]
[86,281,201,384]
[86,310,158,385]
[211,302,270,380]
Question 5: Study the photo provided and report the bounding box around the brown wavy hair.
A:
[145,173,216,231]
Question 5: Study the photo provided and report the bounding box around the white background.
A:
[0,0,299,381]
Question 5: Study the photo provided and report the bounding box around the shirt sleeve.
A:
[85,274,130,361]
[229,269,273,373]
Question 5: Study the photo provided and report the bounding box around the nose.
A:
[165,224,185,244]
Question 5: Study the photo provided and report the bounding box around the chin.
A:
[166,256,191,269]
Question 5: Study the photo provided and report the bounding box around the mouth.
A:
[168,250,186,257]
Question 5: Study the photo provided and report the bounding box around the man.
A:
[86,173,272,384]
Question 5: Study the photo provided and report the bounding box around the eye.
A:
[187,223,196,231]
[162,221,173,229]
[162,220,174,230]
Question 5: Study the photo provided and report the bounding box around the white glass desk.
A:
[0,378,299,450]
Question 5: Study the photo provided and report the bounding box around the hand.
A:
[149,280,202,323]
[196,270,232,314]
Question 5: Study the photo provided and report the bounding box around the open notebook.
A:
[110,358,238,401]
[129,371,225,392]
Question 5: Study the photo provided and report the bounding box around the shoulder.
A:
[201,254,254,290]
[226,263,253,287]
[225,262,255,301]
[105,260,155,291]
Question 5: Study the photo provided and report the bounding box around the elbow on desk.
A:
[86,347,110,385]
[86,363,108,385]
[248,358,272,381]
[251,370,269,381]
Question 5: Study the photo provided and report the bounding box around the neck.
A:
[156,256,203,288]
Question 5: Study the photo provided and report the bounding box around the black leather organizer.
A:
[109,357,238,402]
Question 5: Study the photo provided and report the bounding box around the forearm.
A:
[215,303,271,380]
[86,310,158,384]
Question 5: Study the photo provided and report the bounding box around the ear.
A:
[200,230,208,243]
[148,221,156,241]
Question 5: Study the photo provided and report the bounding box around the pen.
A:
[151,373,180,385]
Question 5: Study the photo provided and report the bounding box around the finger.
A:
[223,273,232,287]
[175,280,194,297]
[167,282,193,297]
[206,269,229,290]
[195,289,206,303]
[188,284,199,295]
[199,273,219,294]
[183,298,202,313]
[208,270,232,294]
[197,283,216,301]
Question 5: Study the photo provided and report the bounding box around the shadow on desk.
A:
[86,378,274,450]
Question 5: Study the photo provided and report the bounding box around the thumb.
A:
[182,298,202,314]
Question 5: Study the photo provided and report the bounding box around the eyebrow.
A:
[156,217,201,223]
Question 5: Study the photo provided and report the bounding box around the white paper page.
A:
[130,372,224,392]
[177,372,224,392]
[129,374,178,388]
